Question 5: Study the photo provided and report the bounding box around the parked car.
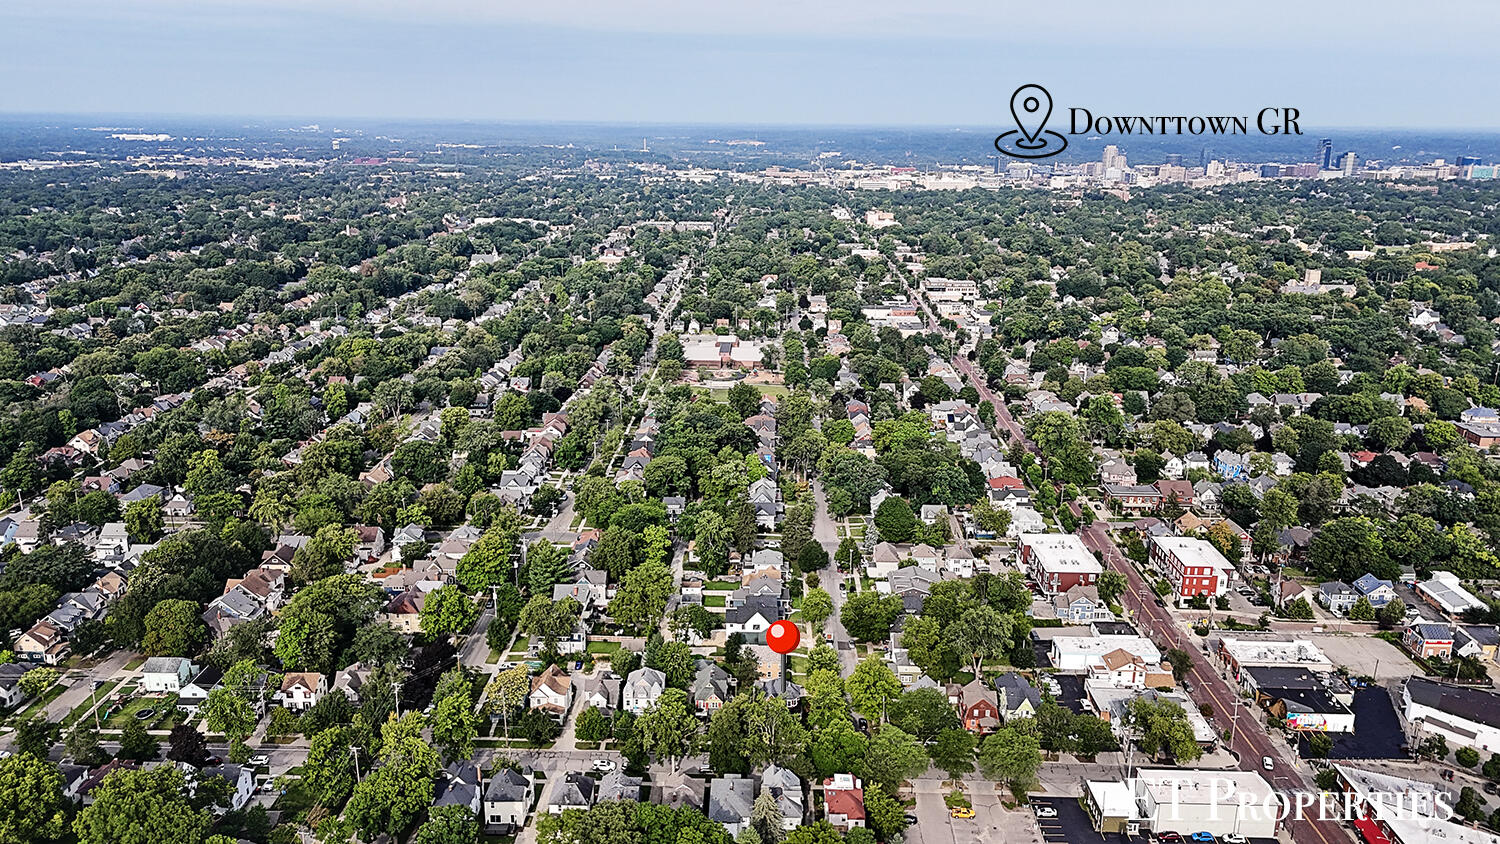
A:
[1156,833,1182,843]
[950,807,975,819]
[1262,756,1275,771]
[249,755,268,766]
[592,759,617,772]
[1190,834,1216,843]
[1223,834,1247,844]
[1034,806,1058,818]
[1441,769,1455,781]
[904,814,919,825]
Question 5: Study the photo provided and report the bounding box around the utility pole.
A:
[91,680,102,733]
[392,682,401,719]
[349,746,362,783]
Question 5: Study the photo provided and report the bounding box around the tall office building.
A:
[1318,138,1333,170]
[1458,155,1483,167]
[1102,144,1123,171]
[1339,151,1357,175]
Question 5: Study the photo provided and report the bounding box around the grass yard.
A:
[704,581,738,591]
[704,595,726,607]
[9,682,68,723]
[102,694,179,730]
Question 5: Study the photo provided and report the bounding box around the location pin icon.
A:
[1010,84,1052,147]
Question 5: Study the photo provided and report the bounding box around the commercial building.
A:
[1050,635,1162,673]
[1149,536,1236,604]
[1217,637,1334,680]
[1083,769,1278,839]
[1017,533,1102,595]
[1402,677,1500,753]
[1416,571,1487,616]
[1333,763,1500,844]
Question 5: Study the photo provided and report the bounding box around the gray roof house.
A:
[760,765,804,830]
[597,769,644,803]
[707,774,756,836]
[1319,581,1358,614]
[994,673,1042,721]
[483,767,532,833]
[623,667,667,715]
[434,762,482,813]
[548,772,596,814]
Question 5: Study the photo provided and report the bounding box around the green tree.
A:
[456,522,520,592]
[0,753,69,844]
[847,657,902,721]
[118,720,159,762]
[863,786,908,840]
[420,584,478,637]
[952,605,1013,678]
[873,497,917,543]
[414,804,479,844]
[142,599,207,656]
[431,692,477,763]
[1096,570,1127,606]
[524,540,570,597]
[344,713,441,840]
[123,497,165,543]
[202,687,258,744]
[73,766,210,844]
[929,728,977,779]
[1126,696,1203,763]
[1348,596,1376,621]
[518,595,581,644]
[977,726,1042,792]
[634,688,698,771]
[608,558,673,632]
[801,588,833,635]
[863,726,929,792]
[839,592,902,643]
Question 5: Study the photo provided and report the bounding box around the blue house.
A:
[1352,573,1399,607]
[1212,452,1250,480]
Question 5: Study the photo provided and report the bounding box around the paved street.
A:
[1079,522,1352,844]
[812,479,858,676]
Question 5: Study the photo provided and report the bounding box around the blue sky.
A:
[2,0,1495,128]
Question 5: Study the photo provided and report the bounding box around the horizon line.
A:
[3,110,1500,135]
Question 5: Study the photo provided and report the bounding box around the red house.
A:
[957,678,1000,734]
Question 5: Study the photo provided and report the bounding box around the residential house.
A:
[577,671,622,714]
[1405,623,1454,659]
[15,621,69,665]
[140,657,195,693]
[1318,582,1358,615]
[994,673,1042,721]
[760,765,804,830]
[598,769,644,803]
[691,661,734,714]
[623,667,666,715]
[957,678,1000,734]
[178,665,223,713]
[823,775,866,831]
[1053,584,1113,624]
[1353,573,1400,608]
[707,775,756,836]
[483,767,533,833]
[529,665,573,719]
[434,762,483,814]
[548,772,597,814]
[276,672,326,712]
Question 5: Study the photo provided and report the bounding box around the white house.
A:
[140,657,196,693]
[623,667,666,715]
[276,672,326,712]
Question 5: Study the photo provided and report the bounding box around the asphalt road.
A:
[1078,522,1352,844]
[812,480,858,677]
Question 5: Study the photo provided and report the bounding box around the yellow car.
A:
[950,807,976,819]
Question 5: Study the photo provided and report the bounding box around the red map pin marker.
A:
[767,619,800,655]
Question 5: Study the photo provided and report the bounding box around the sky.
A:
[2,0,1496,128]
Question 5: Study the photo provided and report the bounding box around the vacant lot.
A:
[1305,633,1412,680]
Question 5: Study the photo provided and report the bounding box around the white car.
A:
[1034,806,1058,818]
[592,759,617,772]
[1262,756,1275,771]
[249,755,269,766]
[1223,834,1247,844]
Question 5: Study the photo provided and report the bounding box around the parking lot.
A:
[1053,674,1088,714]
[908,783,1033,844]
[1301,686,1407,759]
[1030,795,1130,844]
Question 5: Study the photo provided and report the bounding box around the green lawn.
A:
[102,694,179,730]
[704,581,738,591]
[586,641,621,656]
[9,682,68,723]
[704,595,726,607]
